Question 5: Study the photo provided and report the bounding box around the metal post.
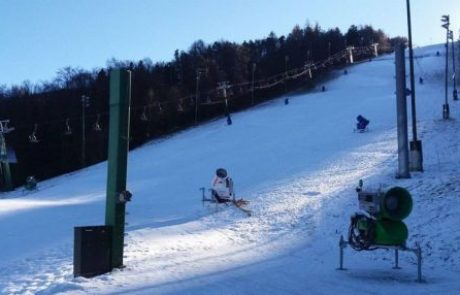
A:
[337,235,347,270]
[218,81,232,125]
[81,95,89,168]
[393,249,401,269]
[105,69,131,268]
[395,43,411,178]
[416,243,423,283]
[458,31,460,93]
[406,0,423,172]
[0,134,13,191]
[451,31,458,100]
[225,99,232,125]
[82,99,85,167]
[194,68,206,124]
[195,70,200,125]
[442,15,450,119]
[458,31,460,87]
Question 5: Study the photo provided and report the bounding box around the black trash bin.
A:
[74,225,112,278]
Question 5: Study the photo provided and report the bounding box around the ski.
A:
[231,199,252,216]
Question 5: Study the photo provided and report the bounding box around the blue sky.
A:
[1,0,459,87]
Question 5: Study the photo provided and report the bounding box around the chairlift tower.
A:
[251,63,256,105]
[0,120,15,191]
[81,95,90,167]
[195,68,206,124]
[217,81,232,125]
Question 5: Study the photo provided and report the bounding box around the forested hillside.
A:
[0,24,399,188]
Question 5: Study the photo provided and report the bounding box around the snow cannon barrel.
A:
[353,183,413,248]
[374,219,408,246]
[374,186,412,246]
[380,186,412,221]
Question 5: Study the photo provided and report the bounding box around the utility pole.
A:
[441,15,450,119]
[0,120,14,191]
[81,95,90,168]
[406,0,423,171]
[449,30,458,100]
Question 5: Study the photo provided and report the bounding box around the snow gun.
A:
[337,180,422,282]
[348,180,412,250]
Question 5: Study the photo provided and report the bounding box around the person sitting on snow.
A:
[356,115,370,131]
[211,168,233,203]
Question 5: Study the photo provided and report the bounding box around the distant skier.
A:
[211,168,233,203]
[356,115,370,132]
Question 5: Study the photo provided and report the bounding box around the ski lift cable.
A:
[11,45,376,135]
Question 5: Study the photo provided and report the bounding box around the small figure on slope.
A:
[211,168,233,203]
[356,115,370,132]
[211,168,249,207]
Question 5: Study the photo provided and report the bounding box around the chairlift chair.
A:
[140,106,149,121]
[93,114,102,132]
[157,102,163,113]
[64,118,72,135]
[177,102,184,112]
[29,124,39,143]
[29,134,39,143]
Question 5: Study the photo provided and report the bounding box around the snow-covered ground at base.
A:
[1,44,459,295]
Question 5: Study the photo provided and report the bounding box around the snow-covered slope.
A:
[1,44,459,295]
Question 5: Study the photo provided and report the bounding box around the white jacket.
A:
[212,176,233,198]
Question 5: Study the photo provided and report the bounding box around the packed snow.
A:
[0,44,459,295]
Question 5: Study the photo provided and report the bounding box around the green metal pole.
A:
[105,69,131,268]
[0,134,13,191]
